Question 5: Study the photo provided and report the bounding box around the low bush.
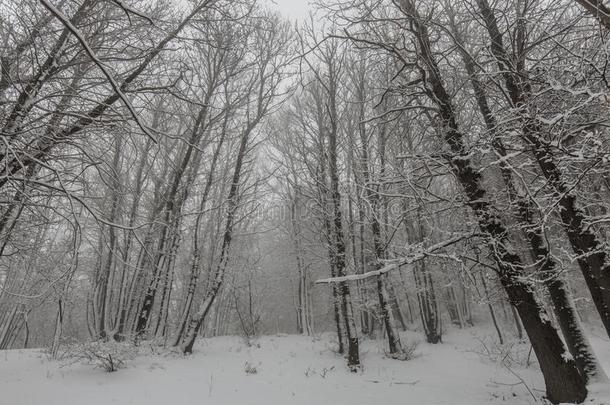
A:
[61,340,137,372]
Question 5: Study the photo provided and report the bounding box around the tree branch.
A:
[38,0,157,143]
[316,233,477,284]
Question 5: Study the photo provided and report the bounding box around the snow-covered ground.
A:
[2,328,610,405]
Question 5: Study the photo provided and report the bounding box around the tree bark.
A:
[476,0,610,341]
[450,3,606,382]
[397,1,588,401]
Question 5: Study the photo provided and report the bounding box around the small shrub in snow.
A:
[388,340,419,361]
[241,336,261,348]
[244,361,259,375]
[304,365,335,378]
[61,340,137,372]
[473,336,536,368]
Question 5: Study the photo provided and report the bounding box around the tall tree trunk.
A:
[462,0,606,382]
[95,134,123,339]
[313,92,345,353]
[397,1,588,401]
[326,54,360,370]
[476,0,610,341]
[135,105,209,337]
[413,260,441,344]
[353,61,403,355]
[172,118,228,346]
[180,116,256,353]
[290,186,311,336]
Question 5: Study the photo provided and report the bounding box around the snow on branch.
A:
[38,0,157,143]
[315,233,476,284]
[110,0,154,25]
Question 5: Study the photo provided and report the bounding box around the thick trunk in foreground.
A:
[547,276,606,382]
[397,0,587,401]
[476,0,610,340]
[450,4,606,382]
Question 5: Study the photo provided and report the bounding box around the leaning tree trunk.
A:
[449,5,606,382]
[180,114,256,354]
[326,55,360,370]
[134,104,209,338]
[476,0,610,340]
[397,1,587,401]
[172,119,228,346]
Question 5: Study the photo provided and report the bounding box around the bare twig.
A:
[38,0,157,143]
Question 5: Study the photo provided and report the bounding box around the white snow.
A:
[2,328,610,405]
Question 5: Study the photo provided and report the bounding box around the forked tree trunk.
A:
[172,110,228,344]
[113,135,155,341]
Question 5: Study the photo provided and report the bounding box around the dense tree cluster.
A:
[2,0,610,403]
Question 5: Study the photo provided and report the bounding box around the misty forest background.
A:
[3,0,610,403]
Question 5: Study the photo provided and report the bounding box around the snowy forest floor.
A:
[2,328,610,405]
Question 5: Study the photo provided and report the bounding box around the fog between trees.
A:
[2,0,610,403]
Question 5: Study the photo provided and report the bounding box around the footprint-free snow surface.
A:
[2,329,610,405]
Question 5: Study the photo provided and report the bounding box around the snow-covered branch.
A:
[38,0,157,143]
[315,233,475,284]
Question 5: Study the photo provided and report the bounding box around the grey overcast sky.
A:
[264,0,313,20]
